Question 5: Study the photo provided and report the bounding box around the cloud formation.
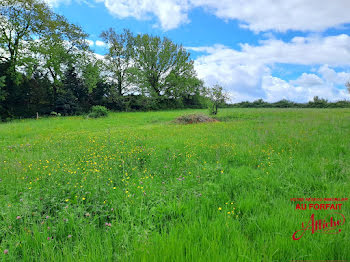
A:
[90,0,350,31]
[85,39,95,47]
[190,0,350,32]
[95,40,107,47]
[188,34,350,102]
[263,75,350,103]
[43,0,71,7]
[94,0,190,30]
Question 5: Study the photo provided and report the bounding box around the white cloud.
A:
[263,75,350,103]
[44,0,95,7]
[240,35,350,66]
[96,0,190,30]
[43,0,71,7]
[189,34,350,67]
[189,34,350,102]
[95,40,107,47]
[91,0,350,31]
[262,76,308,102]
[318,65,350,85]
[290,73,323,87]
[85,39,95,47]
[94,53,105,60]
[46,0,350,32]
[190,0,350,32]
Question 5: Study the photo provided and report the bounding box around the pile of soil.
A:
[174,114,218,124]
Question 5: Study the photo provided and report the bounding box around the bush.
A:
[88,105,109,118]
[50,111,61,117]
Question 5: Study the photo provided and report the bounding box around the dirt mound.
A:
[174,114,218,124]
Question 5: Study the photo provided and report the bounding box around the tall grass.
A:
[0,108,349,261]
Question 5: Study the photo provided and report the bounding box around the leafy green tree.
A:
[58,66,89,114]
[133,34,198,98]
[90,80,110,106]
[0,1,210,118]
[0,0,53,76]
[100,28,136,96]
[33,14,88,102]
[1,0,51,117]
[206,84,229,115]
[0,75,6,119]
[82,61,101,95]
[0,0,89,117]
[0,76,5,89]
[22,72,53,116]
[308,96,328,108]
[0,76,6,101]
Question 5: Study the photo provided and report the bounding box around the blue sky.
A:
[50,0,350,102]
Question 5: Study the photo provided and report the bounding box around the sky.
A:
[48,0,350,102]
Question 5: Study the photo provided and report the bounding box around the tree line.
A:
[0,0,222,121]
[229,97,350,108]
[2,0,349,121]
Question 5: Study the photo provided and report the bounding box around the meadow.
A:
[0,108,349,261]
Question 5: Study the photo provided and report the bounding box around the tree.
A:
[206,84,229,115]
[0,0,53,76]
[100,28,136,96]
[0,76,5,89]
[1,0,53,117]
[82,61,101,94]
[55,66,85,115]
[0,0,89,117]
[346,81,350,94]
[0,75,7,119]
[22,72,52,116]
[308,96,328,108]
[0,1,209,119]
[133,34,199,99]
[0,76,6,101]
[33,14,88,103]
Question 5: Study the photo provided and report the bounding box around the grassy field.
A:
[0,108,349,261]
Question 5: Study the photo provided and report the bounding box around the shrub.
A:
[88,105,109,118]
[50,111,61,117]
[174,114,218,124]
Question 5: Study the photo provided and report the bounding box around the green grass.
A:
[0,108,349,261]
